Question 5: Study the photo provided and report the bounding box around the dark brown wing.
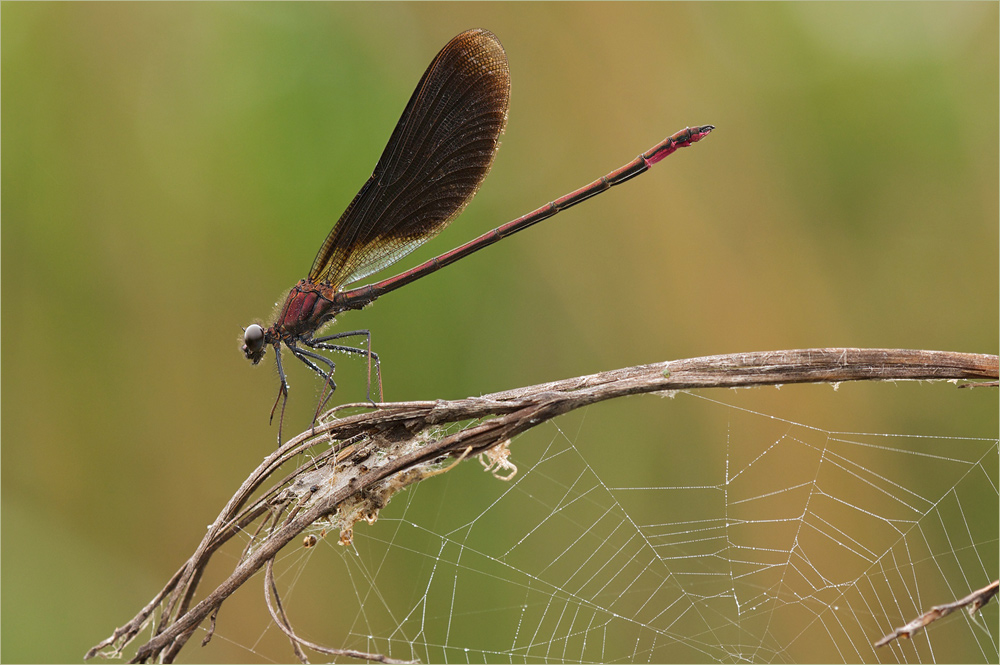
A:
[309,29,510,288]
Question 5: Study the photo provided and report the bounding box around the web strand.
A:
[239,391,996,663]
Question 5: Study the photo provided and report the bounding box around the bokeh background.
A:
[2,3,997,663]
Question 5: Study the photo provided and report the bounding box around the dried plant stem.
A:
[264,559,417,664]
[86,348,997,663]
[874,579,999,647]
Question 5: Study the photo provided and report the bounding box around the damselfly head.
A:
[242,324,266,364]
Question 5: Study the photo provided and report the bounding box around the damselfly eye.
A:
[242,324,266,363]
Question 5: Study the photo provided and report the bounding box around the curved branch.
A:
[86,348,997,663]
[264,559,418,664]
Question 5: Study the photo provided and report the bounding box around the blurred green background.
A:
[2,3,997,663]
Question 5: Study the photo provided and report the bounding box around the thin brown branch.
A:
[265,559,316,663]
[264,559,417,664]
[874,579,1000,648]
[86,348,997,663]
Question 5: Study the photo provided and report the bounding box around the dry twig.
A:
[874,579,1000,648]
[85,348,997,663]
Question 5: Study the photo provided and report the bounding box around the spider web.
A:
[224,389,997,663]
